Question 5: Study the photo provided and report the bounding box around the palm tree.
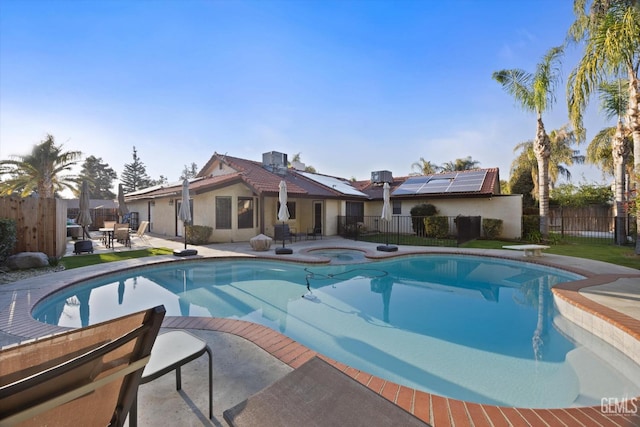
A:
[0,134,82,198]
[586,79,632,244]
[567,0,640,252]
[493,45,564,238]
[512,125,584,198]
[441,156,480,172]
[410,157,440,175]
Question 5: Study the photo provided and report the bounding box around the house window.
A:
[216,197,232,229]
[345,201,364,224]
[392,200,401,215]
[238,197,254,229]
[277,201,296,220]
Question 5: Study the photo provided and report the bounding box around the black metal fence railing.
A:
[337,215,481,247]
[340,214,638,247]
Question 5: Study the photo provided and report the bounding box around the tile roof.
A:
[125,151,500,202]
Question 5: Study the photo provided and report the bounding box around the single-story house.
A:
[124,151,522,243]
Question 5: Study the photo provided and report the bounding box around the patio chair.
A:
[103,220,117,230]
[0,305,166,427]
[306,225,322,240]
[274,224,295,243]
[114,223,131,248]
[132,221,150,246]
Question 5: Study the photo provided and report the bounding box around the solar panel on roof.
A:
[435,172,457,179]
[447,170,487,193]
[392,170,488,195]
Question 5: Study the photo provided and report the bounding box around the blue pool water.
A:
[307,249,368,263]
[33,254,640,408]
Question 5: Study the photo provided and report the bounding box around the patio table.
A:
[99,227,114,249]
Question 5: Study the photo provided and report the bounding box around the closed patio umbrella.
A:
[276,180,292,254]
[76,180,92,240]
[178,178,192,250]
[377,182,397,252]
[117,183,129,222]
[381,182,392,223]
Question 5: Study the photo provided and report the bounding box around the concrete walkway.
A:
[2,232,639,426]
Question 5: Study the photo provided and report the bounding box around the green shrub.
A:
[424,215,449,238]
[0,218,17,264]
[186,225,212,245]
[410,204,437,236]
[522,215,539,241]
[482,218,503,239]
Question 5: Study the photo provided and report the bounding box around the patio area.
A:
[2,233,640,426]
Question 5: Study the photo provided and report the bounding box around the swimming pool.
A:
[33,254,640,408]
[306,248,368,263]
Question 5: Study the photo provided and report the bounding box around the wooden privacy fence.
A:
[0,196,67,258]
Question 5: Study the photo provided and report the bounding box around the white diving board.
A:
[502,244,550,257]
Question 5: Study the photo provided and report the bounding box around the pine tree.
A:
[180,163,199,180]
[120,146,153,193]
[76,155,118,199]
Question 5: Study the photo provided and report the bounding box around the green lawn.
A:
[60,248,174,270]
[461,239,640,270]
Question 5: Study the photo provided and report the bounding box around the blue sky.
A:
[0,0,612,193]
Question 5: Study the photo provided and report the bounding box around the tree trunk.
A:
[627,71,640,254]
[612,120,628,245]
[534,116,551,239]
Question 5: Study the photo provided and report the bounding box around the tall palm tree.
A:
[587,79,632,244]
[441,156,480,172]
[410,157,440,175]
[567,0,640,252]
[493,46,564,238]
[0,134,82,198]
[512,125,584,198]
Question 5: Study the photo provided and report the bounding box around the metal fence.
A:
[339,214,638,247]
[337,215,481,247]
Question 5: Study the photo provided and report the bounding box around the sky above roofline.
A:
[0,0,612,196]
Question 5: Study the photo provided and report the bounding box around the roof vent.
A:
[371,170,392,184]
[262,151,288,175]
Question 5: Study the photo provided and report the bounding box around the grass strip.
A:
[61,248,174,270]
[461,240,640,270]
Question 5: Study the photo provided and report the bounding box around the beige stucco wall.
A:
[264,198,335,238]
[127,186,521,243]
[397,195,523,239]
[324,200,340,236]
[362,196,522,239]
[196,182,259,243]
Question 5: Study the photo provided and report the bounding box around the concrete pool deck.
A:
[1,234,639,426]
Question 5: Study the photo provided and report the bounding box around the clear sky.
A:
[0,0,613,195]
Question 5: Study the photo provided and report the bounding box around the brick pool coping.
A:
[1,250,640,426]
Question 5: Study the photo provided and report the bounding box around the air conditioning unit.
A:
[371,170,392,184]
[262,151,288,174]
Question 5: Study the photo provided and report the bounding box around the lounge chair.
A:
[0,305,166,427]
[223,356,430,426]
[306,225,322,240]
[132,221,150,246]
[129,330,212,427]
